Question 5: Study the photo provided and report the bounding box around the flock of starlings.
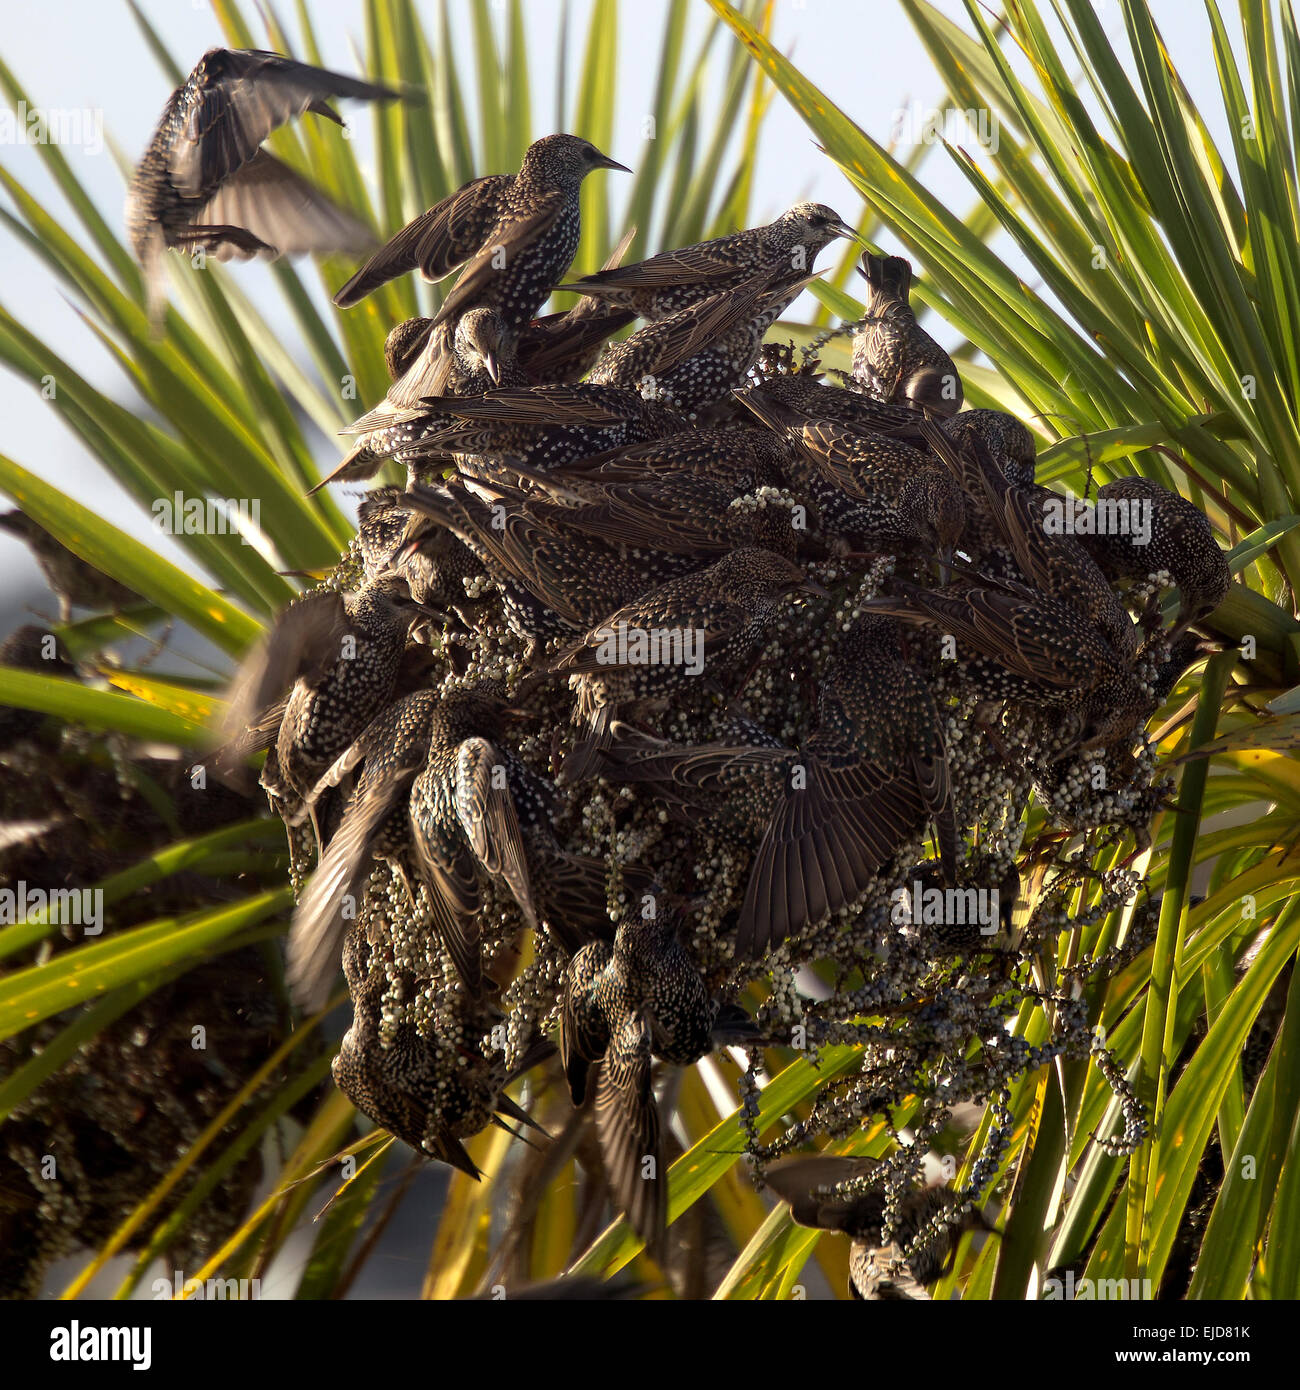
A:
[3,49,1234,1298]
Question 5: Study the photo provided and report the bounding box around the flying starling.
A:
[1078,476,1231,631]
[333,134,629,330]
[333,926,546,1176]
[866,575,1151,751]
[0,510,139,621]
[559,901,760,1250]
[762,1155,989,1300]
[127,48,401,322]
[601,615,957,957]
[317,306,526,491]
[734,396,965,565]
[540,548,824,782]
[219,574,429,807]
[410,383,688,480]
[555,202,855,320]
[852,254,962,417]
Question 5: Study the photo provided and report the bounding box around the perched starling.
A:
[332,926,546,1175]
[411,383,687,478]
[219,573,429,804]
[762,1155,987,1299]
[602,615,957,957]
[127,49,399,321]
[317,306,526,491]
[942,408,1037,487]
[516,226,638,384]
[852,253,962,416]
[355,486,486,620]
[735,397,965,564]
[893,856,1020,954]
[736,372,935,443]
[0,625,77,749]
[556,202,855,319]
[541,548,823,780]
[289,688,524,1001]
[333,134,629,329]
[0,510,139,620]
[586,272,816,417]
[867,575,1151,750]
[1078,476,1231,630]
[554,425,791,490]
[403,481,700,641]
[383,316,437,381]
[560,902,759,1249]
[927,424,1138,660]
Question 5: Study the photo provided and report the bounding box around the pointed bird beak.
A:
[829,217,861,242]
[596,155,632,173]
[483,351,501,385]
[936,546,954,587]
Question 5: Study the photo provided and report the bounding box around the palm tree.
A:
[0,0,1295,1299]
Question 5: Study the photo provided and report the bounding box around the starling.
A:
[762,1155,988,1300]
[942,408,1037,487]
[219,573,429,804]
[601,615,958,957]
[559,901,759,1250]
[927,423,1138,660]
[587,271,819,417]
[317,306,526,491]
[332,926,545,1176]
[127,49,400,322]
[554,425,791,490]
[541,548,824,780]
[410,383,687,478]
[355,486,486,621]
[852,253,963,416]
[0,625,77,749]
[383,316,437,381]
[734,396,965,563]
[1078,476,1231,631]
[0,510,139,620]
[555,202,855,320]
[333,134,629,329]
[736,371,935,443]
[403,481,700,641]
[515,226,638,384]
[894,856,1020,955]
[867,575,1150,750]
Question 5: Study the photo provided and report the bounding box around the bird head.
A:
[523,134,630,184]
[780,202,859,253]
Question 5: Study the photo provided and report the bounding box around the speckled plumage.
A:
[560,903,756,1249]
[544,548,820,780]
[333,133,628,331]
[1079,476,1231,629]
[318,307,527,490]
[557,202,854,320]
[851,254,963,416]
[763,1156,986,1299]
[127,49,396,320]
[355,486,486,620]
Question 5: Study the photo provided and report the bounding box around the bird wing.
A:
[221,589,349,741]
[429,189,570,328]
[560,230,752,297]
[454,738,537,929]
[172,48,401,199]
[762,1155,884,1231]
[186,149,375,260]
[332,174,508,306]
[595,1018,666,1252]
[421,384,636,428]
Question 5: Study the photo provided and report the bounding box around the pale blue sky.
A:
[0,1,1240,624]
